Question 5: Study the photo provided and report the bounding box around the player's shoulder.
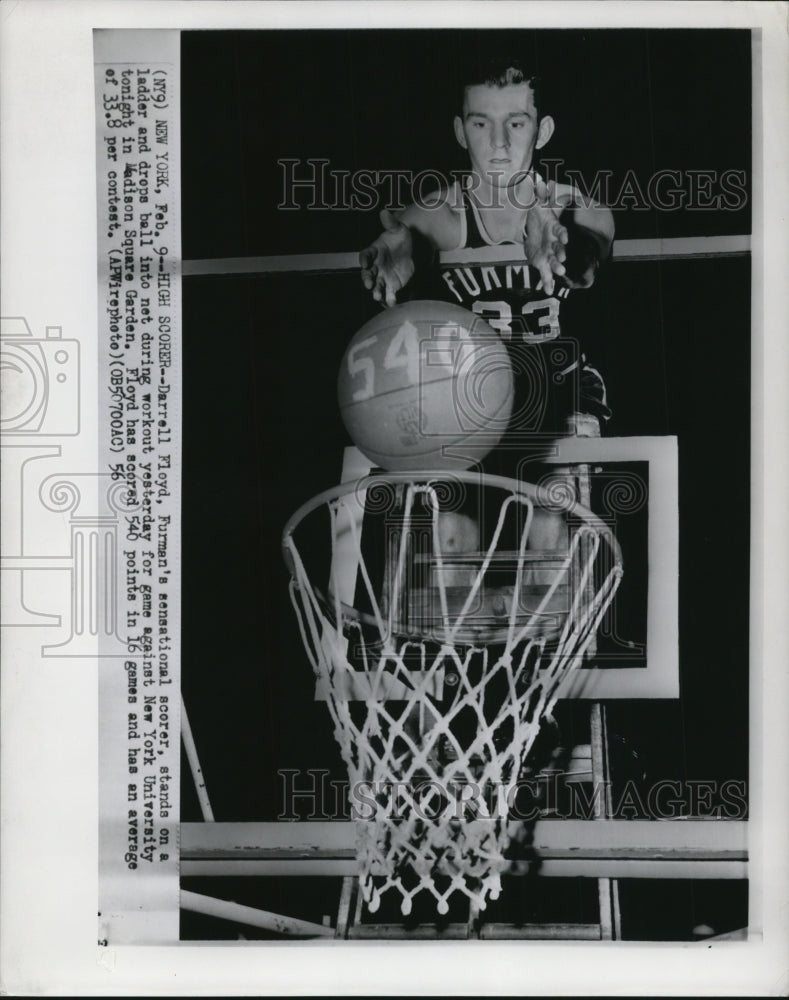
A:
[398,181,464,251]
[548,179,583,207]
[549,179,615,242]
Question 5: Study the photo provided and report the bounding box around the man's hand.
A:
[522,176,568,296]
[359,209,415,308]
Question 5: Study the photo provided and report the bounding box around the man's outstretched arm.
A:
[522,176,614,293]
[359,200,453,307]
[559,197,615,289]
[359,209,416,308]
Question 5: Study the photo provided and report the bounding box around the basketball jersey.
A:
[416,177,612,480]
[439,177,571,349]
[430,178,579,445]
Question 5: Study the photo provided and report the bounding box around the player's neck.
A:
[468,178,528,244]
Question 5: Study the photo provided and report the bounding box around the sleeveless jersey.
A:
[439,178,571,349]
[420,177,611,479]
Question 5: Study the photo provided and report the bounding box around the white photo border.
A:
[1,1,787,995]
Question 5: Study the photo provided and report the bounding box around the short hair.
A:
[460,58,544,118]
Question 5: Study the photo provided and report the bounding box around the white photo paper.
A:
[1,2,788,995]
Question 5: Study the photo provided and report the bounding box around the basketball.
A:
[337,301,514,471]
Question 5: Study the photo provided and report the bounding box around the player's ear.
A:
[454,115,468,150]
[535,115,555,150]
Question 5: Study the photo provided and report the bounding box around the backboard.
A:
[321,434,679,701]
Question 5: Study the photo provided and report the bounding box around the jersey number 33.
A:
[472,298,561,342]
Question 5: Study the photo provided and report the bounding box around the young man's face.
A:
[454,82,554,193]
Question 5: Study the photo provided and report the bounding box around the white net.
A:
[282,472,622,916]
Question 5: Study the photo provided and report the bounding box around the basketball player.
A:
[359,57,613,288]
[355,60,614,866]
[360,58,613,554]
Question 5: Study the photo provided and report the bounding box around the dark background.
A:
[182,28,751,259]
[179,29,751,939]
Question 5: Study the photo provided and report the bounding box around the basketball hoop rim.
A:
[282,470,623,574]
